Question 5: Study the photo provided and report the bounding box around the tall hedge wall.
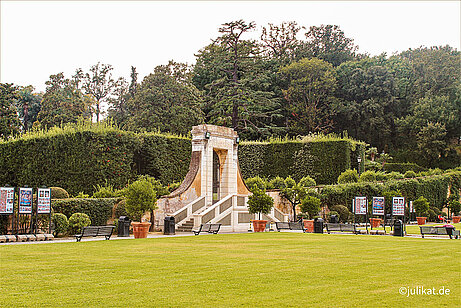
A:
[0,125,364,194]
[238,139,365,184]
[52,198,118,226]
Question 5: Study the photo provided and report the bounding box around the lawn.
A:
[1,233,459,307]
[358,223,461,235]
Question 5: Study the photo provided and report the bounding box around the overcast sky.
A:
[1,1,460,93]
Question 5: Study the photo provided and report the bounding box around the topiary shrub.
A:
[427,208,437,222]
[299,176,316,187]
[359,170,377,182]
[413,196,429,217]
[329,204,351,223]
[247,186,274,220]
[300,196,321,219]
[337,169,359,184]
[449,200,461,216]
[245,176,267,192]
[68,213,91,234]
[404,170,417,178]
[50,187,69,199]
[52,213,68,237]
[268,176,286,190]
[386,172,404,180]
[125,179,157,222]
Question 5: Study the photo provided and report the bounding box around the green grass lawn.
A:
[359,223,461,235]
[1,233,460,307]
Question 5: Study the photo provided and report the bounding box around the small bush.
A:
[68,213,91,234]
[386,172,404,180]
[52,213,68,237]
[427,209,437,222]
[449,200,461,216]
[52,198,117,226]
[247,187,274,219]
[268,177,286,190]
[284,176,296,188]
[337,170,359,184]
[245,176,267,192]
[330,204,350,222]
[125,179,157,222]
[413,196,429,217]
[50,187,69,199]
[300,196,321,219]
[299,176,316,187]
[404,170,417,178]
[359,170,377,182]
[93,183,119,198]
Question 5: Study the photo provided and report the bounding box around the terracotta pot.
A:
[131,222,151,238]
[416,217,427,225]
[252,220,268,232]
[303,220,314,233]
[452,216,461,224]
[369,218,382,228]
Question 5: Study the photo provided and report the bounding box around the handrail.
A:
[170,196,206,225]
[192,194,235,228]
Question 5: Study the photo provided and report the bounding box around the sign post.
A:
[392,196,406,235]
[36,187,52,234]
[0,187,15,234]
[372,197,385,230]
[355,196,368,233]
[18,187,33,234]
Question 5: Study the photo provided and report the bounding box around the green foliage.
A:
[114,199,128,218]
[125,179,157,222]
[382,190,402,214]
[404,170,417,178]
[359,170,377,182]
[52,198,117,226]
[0,83,21,139]
[51,213,68,237]
[449,200,461,216]
[268,176,286,189]
[413,196,429,217]
[383,162,426,174]
[74,192,90,198]
[329,204,351,223]
[93,182,119,198]
[338,169,359,184]
[245,176,267,192]
[68,212,91,234]
[247,187,274,217]
[300,196,321,219]
[299,176,316,187]
[50,187,69,199]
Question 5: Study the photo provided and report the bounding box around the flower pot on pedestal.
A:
[252,220,268,232]
[452,216,460,224]
[303,220,314,233]
[416,217,427,225]
[369,218,382,228]
[132,222,151,238]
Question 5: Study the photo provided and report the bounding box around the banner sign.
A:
[392,197,405,216]
[372,197,385,215]
[355,197,367,215]
[19,188,33,214]
[0,187,15,214]
[37,188,51,214]
[409,201,414,213]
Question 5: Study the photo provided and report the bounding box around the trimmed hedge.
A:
[320,171,461,210]
[0,125,364,194]
[383,163,426,174]
[52,198,118,226]
[239,139,365,185]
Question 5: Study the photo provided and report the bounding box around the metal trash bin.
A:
[118,216,131,237]
[314,218,324,234]
[393,219,404,237]
[164,216,175,235]
[329,215,339,224]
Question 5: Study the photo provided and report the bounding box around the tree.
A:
[15,85,42,131]
[300,196,321,219]
[280,176,312,221]
[247,186,274,220]
[416,122,447,167]
[37,73,88,128]
[260,21,302,64]
[280,57,337,135]
[413,196,429,217]
[0,83,21,139]
[123,61,204,135]
[193,20,282,139]
[82,63,116,123]
[299,24,358,66]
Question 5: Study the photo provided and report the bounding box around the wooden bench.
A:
[420,226,460,239]
[325,223,359,234]
[193,223,221,235]
[75,226,115,242]
[275,222,306,232]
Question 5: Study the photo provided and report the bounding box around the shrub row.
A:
[320,171,461,211]
[52,198,119,226]
[0,125,363,193]
[382,162,427,173]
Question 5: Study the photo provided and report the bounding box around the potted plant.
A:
[125,179,157,238]
[300,196,321,232]
[247,186,274,232]
[449,200,461,223]
[413,196,429,225]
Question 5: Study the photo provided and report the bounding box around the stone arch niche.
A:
[155,125,250,228]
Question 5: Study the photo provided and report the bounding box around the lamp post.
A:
[357,156,362,175]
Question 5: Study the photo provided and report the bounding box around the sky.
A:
[1,1,460,93]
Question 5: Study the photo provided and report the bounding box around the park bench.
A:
[193,223,221,235]
[420,226,460,239]
[325,223,359,234]
[275,221,306,232]
[75,226,115,242]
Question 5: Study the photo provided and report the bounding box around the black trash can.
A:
[393,219,404,237]
[118,216,131,237]
[314,218,324,234]
[329,215,339,224]
[164,216,176,235]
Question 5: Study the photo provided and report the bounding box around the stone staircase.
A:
[176,218,194,232]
